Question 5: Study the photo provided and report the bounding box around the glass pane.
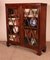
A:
[13,26,19,33]
[8,8,20,43]
[24,29,38,46]
[24,8,38,28]
[9,34,20,42]
[8,8,19,26]
[24,8,39,46]
[24,9,38,18]
[8,8,17,17]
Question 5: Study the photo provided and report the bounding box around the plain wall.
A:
[0,0,50,41]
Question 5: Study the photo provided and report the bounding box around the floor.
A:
[0,41,50,60]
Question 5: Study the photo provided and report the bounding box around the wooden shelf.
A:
[24,26,37,30]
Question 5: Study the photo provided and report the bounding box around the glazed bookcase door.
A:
[23,8,40,48]
[6,7,21,45]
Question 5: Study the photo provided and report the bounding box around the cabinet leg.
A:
[37,50,42,56]
[42,47,46,52]
[6,41,10,47]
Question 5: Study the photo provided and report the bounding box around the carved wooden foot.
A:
[37,52,42,56]
[42,47,46,52]
[6,42,10,47]
[37,50,42,56]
